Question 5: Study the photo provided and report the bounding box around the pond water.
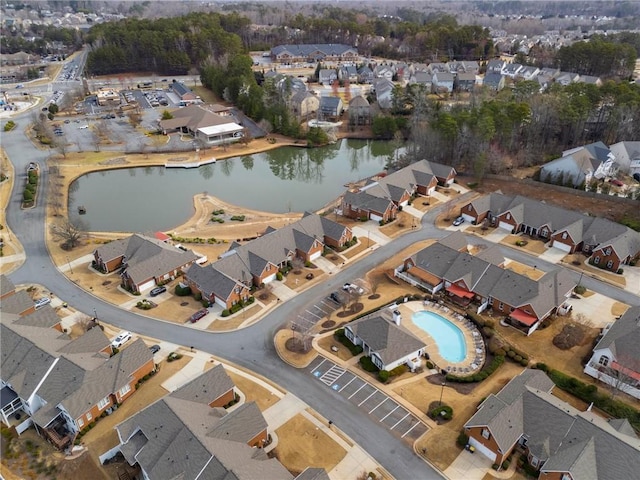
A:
[69,139,402,232]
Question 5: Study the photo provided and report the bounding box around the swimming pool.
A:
[412,310,467,363]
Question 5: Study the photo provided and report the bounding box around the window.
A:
[531,457,538,468]
[606,260,613,269]
[561,475,571,480]
[86,412,92,422]
[562,232,567,239]
[541,228,548,237]
[118,384,131,398]
[468,205,472,211]
[77,418,84,428]
[488,297,494,305]
[498,302,504,310]
[594,256,600,265]
[599,356,609,367]
[97,397,110,410]
[481,429,490,439]
[506,213,511,220]
[605,248,612,256]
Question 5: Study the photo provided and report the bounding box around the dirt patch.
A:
[342,238,377,259]
[321,320,336,328]
[274,329,318,368]
[611,302,630,317]
[379,211,419,238]
[504,260,545,280]
[411,197,440,212]
[500,234,548,256]
[317,334,355,362]
[336,302,364,318]
[273,414,346,475]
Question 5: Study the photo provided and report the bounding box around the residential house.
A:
[184,213,352,301]
[447,61,467,75]
[290,90,319,120]
[372,78,395,109]
[517,66,540,81]
[455,72,476,92]
[502,63,523,78]
[0,274,35,316]
[428,62,449,75]
[461,61,480,75]
[0,315,153,450]
[171,82,198,102]
[538,67,560,78]
[584,306,640,400]
[318,96,343,120]
[540,141,616,185]
[93,234,199,294]
[341,160,455,222]
[357,66,374,84]
[277,76,307,100]
[318,69,337,86]
[397,235,574,335]
[555,71,580,86]
[610,141,640,175]
[270,44,358,64]
[374,64,394,80]
[338,65,358,83]
[464,369,640,478]
[432,71,454,93]
[483,72,505,91]
[486,59,505,74]
[113,367,294,480]
[459,193,640,271]
[158,105,244,145]
[409,71,432,90]
[348,95,371,125]
[168,364,236,408]
[577,75,603,87]
[345,309,425,372]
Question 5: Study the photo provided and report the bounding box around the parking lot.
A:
[307,356,428,444]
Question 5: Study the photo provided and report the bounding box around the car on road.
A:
[64,119,70,124]
[149,344,161,354]
[111,331,132,348]
[189,308,209,323]
[34,297,51,309]
[452,216,465,226]
[149,286,167,297]
[78,125,88,129]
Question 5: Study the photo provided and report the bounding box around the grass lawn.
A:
[342,238,377,259]
[273,414,346,476]
[227,371,281,411]
[379,211,419,238]
[208,304,262,331]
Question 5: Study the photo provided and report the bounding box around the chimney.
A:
[392,310,402,326]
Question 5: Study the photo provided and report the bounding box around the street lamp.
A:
[66,256,73,274]
[93,308,98,321]
[439,381,446,406]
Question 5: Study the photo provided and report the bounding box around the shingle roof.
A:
[271,44,356,57]
[14,305,61,328]
[347,312,425,366]
[295,468,330,480]
[186,263,243,301]
[159,105,238,133]
[0,274,16,297]
[592,305,640,361]
[170,364,234,405]
[205,401,267,444]
[0,289,34,315]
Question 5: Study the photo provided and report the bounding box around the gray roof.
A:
[96,234,198,287]
[347,312,425,366]
[271,44,355,57]
[57,326,110,355]
[170,364,234,405]
[592,305,640,362]
[295,468,330,480]
[0,274,16,297]
[343,190,394,216]
[206,402,267,444]
[438,231,468,252]
[0,289,34,315]
[186,263,243,301]
[172,82,193,97]
[319,95,341,113]
[349,95,369,108]
[62,338,153,419]
[483,72,504,87]
[14,305,61,328]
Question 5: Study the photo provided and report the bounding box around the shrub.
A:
[3,120,15,131]
[457,432,469,447]
[492,464,500,471]
[221,309,230,317]
[378,370,390,382]
[23,190,34,201]
[520,358,529,366]
[535,362,550,372]
[389,364,408,377]
[426,361,434,369]
[482,327,494,338]
[429,405,453,420]
[230,215,246,222]
[194,292,202,301]
[574,285,586,295]
[304,260,313,268]
[359,356,379,372]
[174,284,191,296]
[276,272,283,281]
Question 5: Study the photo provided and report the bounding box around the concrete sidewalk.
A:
[161,353,208,392]
[262,392,307,430]
[444,449,493,480]
[352,226,391,247]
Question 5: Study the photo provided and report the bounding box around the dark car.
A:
[189,308,209,323]
[633,173,640,183]
[149,344,161,354]
[149,286,167,297]
[329,292,342,303]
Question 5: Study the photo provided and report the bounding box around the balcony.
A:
[42,418,73,450]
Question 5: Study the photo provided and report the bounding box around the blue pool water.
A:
[412,311,467,363]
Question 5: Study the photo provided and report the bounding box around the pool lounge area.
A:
[395,301,486,374]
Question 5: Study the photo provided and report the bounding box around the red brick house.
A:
[342,190,398,222]
[460,193,640,270]
[184,263,252,309]
[464,369,640,477]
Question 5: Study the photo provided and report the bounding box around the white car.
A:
[34,297,51,309]
[111,331,132,348]
[78,125,89,130]
[343,283,364,295]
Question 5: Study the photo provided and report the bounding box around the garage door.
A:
[498,221,514,232]
[263,273,277,284]
[370,213,382,222]
[552,240,572,252]
[310,251,322,261]
[214,296,227,308]
[399,199,409,207]
[468,437,497,462]
[138,279,156,292]
[461,213,475,224]
[427,187,436,196]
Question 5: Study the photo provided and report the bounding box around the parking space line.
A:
[369,397,388,414]
[358,390,378,407]
[380,405,399,422]
[305,309,321,319]
[348,383,366,399]
[401,422,420,439]
[312,358,327,372]
[339,376,356,392]
[390,412,410,430]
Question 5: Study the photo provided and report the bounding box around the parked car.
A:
[149,286,167,297]
[609,179,624,187]
[189,308,209,323]
[149,344,161,354]
[34,297,51,309]
[329,292,342,303]
[633,173,640,183]
[453,216,465,226]
[111,331,132,348]
[343,283,364,295]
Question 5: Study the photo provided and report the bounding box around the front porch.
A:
[503,309,540,336]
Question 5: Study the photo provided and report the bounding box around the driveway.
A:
[444,449,493,480]
[351,225,391,246]
[538,247,567,263]
[567,292,621,328]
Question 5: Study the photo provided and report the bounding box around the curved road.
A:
[4,104,640,479]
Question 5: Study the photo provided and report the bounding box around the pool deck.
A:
[396,301,486,375]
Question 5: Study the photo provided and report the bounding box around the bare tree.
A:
[128,111,143,128]
[91,131,101,152]
[597,354,640,399]
[54,139,69,158]
[51,219,86,250]
[367,272,381,295]
[291,257,304,274]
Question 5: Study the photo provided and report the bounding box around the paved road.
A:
[4,97,640,479]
